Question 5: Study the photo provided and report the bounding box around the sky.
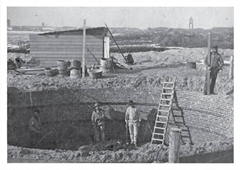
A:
[7,7,233,29]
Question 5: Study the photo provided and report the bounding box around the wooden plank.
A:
[39,58,100,67]
[36,56,102,61]
[30,41,103,45]
[16,68,45,72]
[30,47,103,51]
[32,53,103,57]
[30,34,103,40]
[30,39,103,43]
[169,128,181,163]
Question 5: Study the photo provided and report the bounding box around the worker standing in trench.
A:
[125,100,141,147]
[91,103,106,143]
[29,109,42,148]
[204,45,224,95]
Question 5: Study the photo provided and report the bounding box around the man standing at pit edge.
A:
[125,100,141,147]
[204,45,224,95]
[91,102,106,143]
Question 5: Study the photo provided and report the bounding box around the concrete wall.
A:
[7,87,233,150]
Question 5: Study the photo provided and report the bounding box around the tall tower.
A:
[42,22,45,27]
[189,17,193,29]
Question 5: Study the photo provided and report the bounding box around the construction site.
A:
[7,12,234,163]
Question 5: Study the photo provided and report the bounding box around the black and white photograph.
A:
[1,0,238,167]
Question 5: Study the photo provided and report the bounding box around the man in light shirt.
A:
[125,100,140,146]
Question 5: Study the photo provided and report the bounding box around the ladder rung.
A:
[181,136,190,138]
[163,87,174,90]
[157,115,168,119]
[159,104,171,107]
[152,138,163,141]
[154,127,165,130]
[171,108,181,110]
[156,120,167,123]
[153,133,164,136]
[160,98,172,101]
[158,109,169,112]
[162,93,173,95]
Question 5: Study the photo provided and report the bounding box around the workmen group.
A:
[29,100,141,147]
[29,45,224,147]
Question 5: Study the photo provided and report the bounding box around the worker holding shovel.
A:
[29,109,42,148]
[125,100,141,147]
[91,102,106,143]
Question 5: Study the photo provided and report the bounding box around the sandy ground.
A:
[7,137,233,163]
[7,48,234,163]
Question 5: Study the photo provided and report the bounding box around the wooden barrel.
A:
[70,60,81,70]
[100,58,111,73]
[70,69,81,79]
[88,69,102,79]
[57,60,69,75]
[186,62,196,69]
[44,68,58,77]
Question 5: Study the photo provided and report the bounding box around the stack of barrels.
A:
[70,60,81,79]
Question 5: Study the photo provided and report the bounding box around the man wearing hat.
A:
[91,102,106,143]
[204,45,224,95]
[125,100,140,146]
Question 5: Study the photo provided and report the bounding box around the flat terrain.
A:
[7,32,234,163]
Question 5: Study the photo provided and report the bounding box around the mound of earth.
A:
[8,138,233,163]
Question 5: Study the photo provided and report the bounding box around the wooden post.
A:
[229,55,233,79]
[82,19,86,78]
[169,128,181,163]
[206,32,211,95]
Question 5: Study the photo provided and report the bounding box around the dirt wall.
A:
[8,87,233,150]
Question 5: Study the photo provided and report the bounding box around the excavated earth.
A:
[7,48,234,163]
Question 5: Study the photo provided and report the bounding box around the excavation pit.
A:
[8,87,233,152]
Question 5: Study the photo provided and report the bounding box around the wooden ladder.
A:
[151,81,175,144]
[171,91,193,145]
[151,81,193,145]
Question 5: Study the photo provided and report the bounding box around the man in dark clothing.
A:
[91,103,106,143]
[126,53,134,65]
[204,46,224,95]
[29,109,42,147]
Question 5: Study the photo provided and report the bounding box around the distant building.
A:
[42,22,45,27]
[189,17,193,29]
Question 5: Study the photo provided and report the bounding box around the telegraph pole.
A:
[82,19,86,78]
[206,32,211,95]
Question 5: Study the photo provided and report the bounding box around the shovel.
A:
[37,131,53,144]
